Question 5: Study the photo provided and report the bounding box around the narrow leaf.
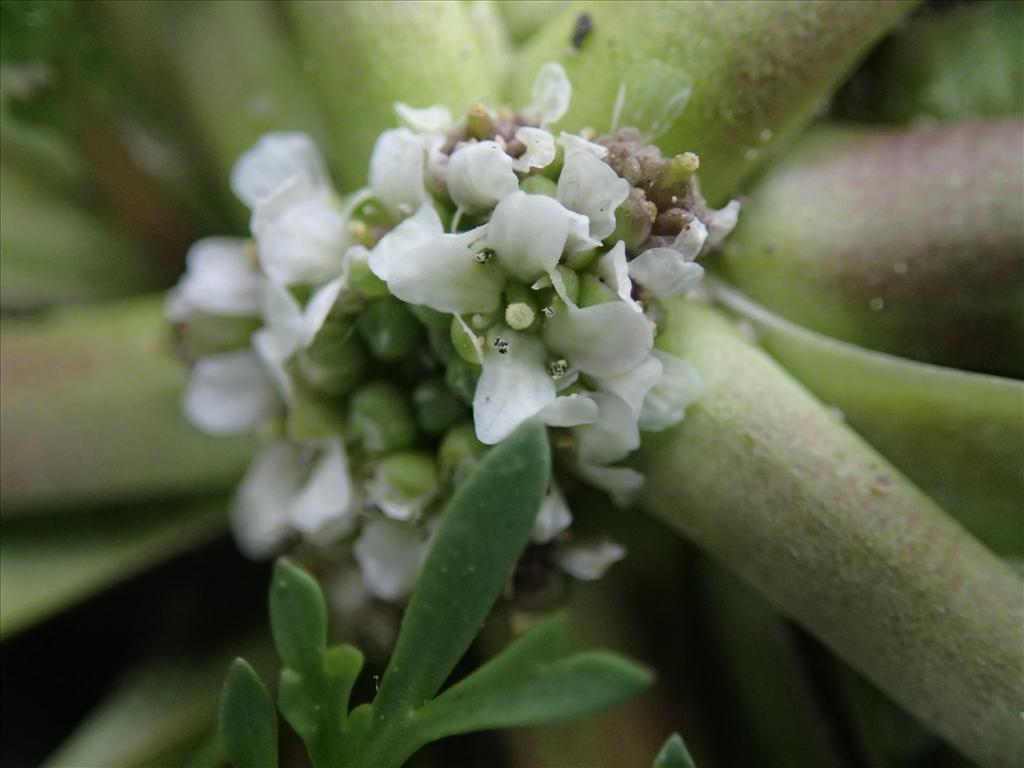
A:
[653,733,696,768]
[371,421,550,721]
[1,501,224,641]
[219,659,278,768]
[270,558,326,676]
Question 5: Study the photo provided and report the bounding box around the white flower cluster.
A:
[167,63,737,602]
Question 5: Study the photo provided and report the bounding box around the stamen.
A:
[549,359,569,379]
[493,336,510,355]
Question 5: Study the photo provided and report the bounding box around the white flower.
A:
[557,145,630,241]
[532,484,573,543]
[184,350,278,435]
[543,298,653,377]
[556,539,626,580]
[523,62,572,126]
[574,463,645,508]
[369,127,430,217]
[594,241,641,310]
[597,354,663,419]
[253,191,349,286]
[231,440,358,558]
[706,200,741,247]
[639,350,703,431]
[487,191,573,282]
[386,225,505,314]
[166,238,262,321]
[253,276,345,403]
[559,131,608,158]
[573,391,640,465]
[394,102,453,134]
[230,132,328,210]
[446,140,519,213]
[672,216,709,259]
[628,247,704,298]
[289,439,358,539]
[473,327,556,444]
[511,127,556,173]
[353,518,431,601]
[536,393,598,427]
[367,203,444,282]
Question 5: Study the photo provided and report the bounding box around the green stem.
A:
[512,0,917,202]
[637,300,1024,766]
[0,297,256,513]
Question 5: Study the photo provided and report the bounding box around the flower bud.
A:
[413,378,467,435]
[297,317,368,396]
[357,296,423,361]
[348,382,417,456]
[438,422,487,484]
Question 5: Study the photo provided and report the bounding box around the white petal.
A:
[387,226,505,313]
[231,443,305,558]
[705,200,741,247]
[300,276,345,345]
[557,149,630,240]
[167,238,261,321]
[532,484,572,543]
[597,354,662,419]
[574,463,644,508]
[231,132,327,210]
[594,241,640,309]
[559,132,608,159]
[543,299,653,377]
[353,519,429,601]
[394,102,453,133]
[369,128,428,217]
[511,127,556,173]
[573,391,639,465]
[473,327,556,444]
[639,350,703,431]
[672,216,709,260]
[289,439,357,537]
[525,62,572,125]
[487,191,571,282]
[446,140,518,214]
[253,327,295,405]
[556,539,626,580]
[628,248,705,298]
[537,393,598,427]
[368,204,443,281]
[184,350,278,435]
[254,192,348,285]
[565,209,602,255]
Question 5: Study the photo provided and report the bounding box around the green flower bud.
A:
[409,304,454,364]
[467,101,494,140]
[445,355,481,405]
[577,274,617,308]
[519,174,558,197]
[609,188,657,252]
[348,381,417,456]
[554,265,580,304]
[438,422,488,485]
[450,316,484,365]
[347,257,390,299]
[469,308,502,331]
[286,390,347,442]
[563,246,598,272]
[357,296,423,361]
[377,451,438,504]
[413,378,467,435]
[297,317,368,396]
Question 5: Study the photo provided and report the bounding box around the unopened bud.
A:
[519,175,558,197]
[609,188,657,252]
[357,297,423,361]
[348,382,417,456]
[467,102,494,140]
[413,378,467,435]
[438,422,488,484]
[298,317,368,396]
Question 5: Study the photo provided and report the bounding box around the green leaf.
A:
[652,733,696,768]
[0,501,224,641]
[412,615,652,742]
[1,297,256,514]
[366,421,550,746]
[713,282,1024,557]
[639,299,1024,766]
[220,659,278,768]
[269,559,327,676]
[512,1,915,202]
[287,0,501,190]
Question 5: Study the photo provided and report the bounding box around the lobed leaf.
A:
[269,559,327,676]
[219,659,278,768]
[652,733,696,768]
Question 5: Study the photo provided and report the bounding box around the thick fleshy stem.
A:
[637,300,1024,766]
